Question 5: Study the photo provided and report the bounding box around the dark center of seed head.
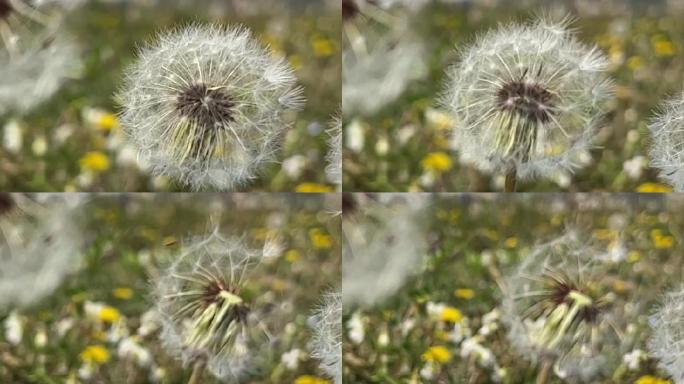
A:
[496,81,555,123]
[342,0,359,20]
[0,193,15,216]
[176,83,236,127]
[0,0,13,19]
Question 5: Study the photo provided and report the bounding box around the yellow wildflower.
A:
[285,249,301,263]
[504,237,518,248]
[80,345,110,365]
[654,40,676,57]
[593,228,617,241]
[636,183,672,193]
[635,375,672,384]
[310,229,333,249]
[651,229,674,249]
[421,152,452,172]
[422,345,451,364]
[454,288,475,300]
[294,376,330,384]
[79,151,110,172]
[112,288,133,300]
[440,307,463,323]
[312,37,334,57]
[626,56,643,71]
[295,183,334,193]
[98,306,121,323]
[97,113,119,131]
[628,251,641,263]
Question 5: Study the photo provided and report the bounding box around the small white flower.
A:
[623,155,648,180]
[280,348,302,370]
[622,349,646,371]
[3,311,23,345]
[118,24,304,190]
[347,311,365,344]
[118,337,153,368]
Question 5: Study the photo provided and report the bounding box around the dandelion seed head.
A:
[119,24,304,190]
[648,92,684,192]
[0,0,83,115]
[503,231,636,381]
[442,16,613,180]
[155,230,269,382]
[648,286,684,383]
[0,194,83,312]
[326,115,342,185]
[342,195,428,307]
[309,290,342,384]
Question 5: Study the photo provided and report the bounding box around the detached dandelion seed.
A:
[502,232,639,382]
[648,92,684,192]
[441,16,613,189]
[118,24,305,191]
[648,287,684,383]
[309,290,342,384]
[154,230,271,383]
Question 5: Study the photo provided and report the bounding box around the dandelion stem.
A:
[504,168,518,192]
[188,359,206,384]
[535,358,554,384]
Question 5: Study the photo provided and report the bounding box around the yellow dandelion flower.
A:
[97,113,119,131]
[626,56,643,71]
[593,228,617,240]
[112,288,133,300]
[421,152,452,172]
[294,376,330,384]
[79,151,110,172]
[80,345,110,365]
[296,183,334,193]
[312,37,335,57]
[285,249,301,263]
[654,40,676,57]
[440,307,463,323]
[98,306,121,323]
[309,229,333,249]
[635,375,672,384]
[422,345,451,364]
[636,183,672,193]
[454,288,475,300]
[651,229,674,249]
[504,237,518,249]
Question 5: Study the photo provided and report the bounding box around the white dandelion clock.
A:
[441,16,613,187]
[0,0,83,115]
[309,290,342,384]
[154,230,274,382]
[502,232,640,382]
[648,287,684,383]
[326,115,342,185]
[648,92,684,192]
[0,193,83,312]
[342,195,428,307]
[118,24,305,191]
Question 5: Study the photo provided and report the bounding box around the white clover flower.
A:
[326,115,342,185]
[154,230,273,382]
[441,16,613,182]
[309,290,342,384]
[0,0,83,115]
[0,194,83,312]
[648,286,684,383]
[342,195,428,307]
[118,24,305,191]
[502,232,640,382]
[648,92,684,191]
